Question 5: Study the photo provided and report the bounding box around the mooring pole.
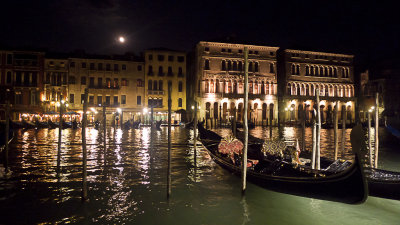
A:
[57,95,63,176]
[82,88,88,201]
[311,108,317,170]
[4,99,10,173]
[219,105,222,128]
[233,108,237,137]
[374,93,379,168]
[301,104,306,152]
[368,110,373,167]
[334,101,339,160]
[151,106,154,128]
[316,88,321,170]
[103,104,106,150]
[193,101,198,167]
[341,104,346,154]
[242,47,249,194]
[167,83,172,198]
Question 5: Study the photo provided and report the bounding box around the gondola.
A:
[62,121,72,128]
[237,128,400,201]
[0,126,14,152]
[22,120,36,129]
[72,120,79,129]
[197,122,368,204]
[48,120,58,129]
[132,120,141,129]
[94,120,100,130]
[34,120,49,129]
[123,120,131,129]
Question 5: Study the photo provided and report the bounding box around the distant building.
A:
[191,41,279,126]
[0,50,45,120]
[277,49,356,124]
[67,56,145,124]
[144,49,187,123]
[43,57,69,113]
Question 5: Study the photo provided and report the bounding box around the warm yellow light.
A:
[305,100,311,106]
[371,106,375,110]
[143,108,148,114]
[191,106,194,110]
[119,36,125,43]
[61,100,65,104]
[117,108,121,113]
[56,102,60,107]
[346,101,352,107]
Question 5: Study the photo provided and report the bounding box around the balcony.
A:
[147,90,164,95]
[88,85,120,90]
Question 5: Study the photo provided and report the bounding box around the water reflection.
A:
[1,126,400,224]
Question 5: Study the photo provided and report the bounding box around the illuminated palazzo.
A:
[193,42,279,126]
[277,49,356,124]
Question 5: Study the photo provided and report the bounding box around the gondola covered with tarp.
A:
[197,122,368,204]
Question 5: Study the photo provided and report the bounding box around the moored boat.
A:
[197,122,368,204]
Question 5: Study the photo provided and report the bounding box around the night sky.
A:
[1,0,399,67]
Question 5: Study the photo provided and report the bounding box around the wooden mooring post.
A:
[311,109,317,169]
[315,88,321,170]
[57,96,63,176]
[341,105,346,153]
[4,99,10,173]
[242,47,249,194]
[374,93,379,168]
[334,101,339,160]
[193,101,198,167]
[103,104,106,150]
[368,110,373,167]
[82,88,88,201]
[167,83,172,198]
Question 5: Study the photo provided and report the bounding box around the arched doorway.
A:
[269,103,274,124]
[213,102,219,126]
[205,102,211,121]
[262,103,267,126]
[238,103,243,121]
[223,102,228,122]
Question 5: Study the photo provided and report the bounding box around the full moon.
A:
[119,36,125,43]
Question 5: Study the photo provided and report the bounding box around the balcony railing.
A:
[88,85,120,89]
[147,90,164,95]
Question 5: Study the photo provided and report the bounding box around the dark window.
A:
[106,64,111,71]
[148,54,153,60]
[205,47,210,51]
[168,55,174,61]
[254,51,259,54]
[238,49,243,53]
[15,93,22,104]
[98,63,103,70]
[90,63,95,70]
[113,96,118,105]
[227,61,232,70]
[62,74,67,85]
[97,96,102,105]
[15,72,21,85]
[6,71,12,84]
[70,94,74,103]
[121,95,126,104]
[222,61,226,70]
[148,80,152,90]
[204,59,210,70]
[228,49,232,53]
[81,94,85,104]
[153,80,158,90]
[98,78,102,87]
[270,63,274,73]
[238,62,242,71]
[248,62,253,72]
[249,50,253,54]
[70,62,75,67]
[89,96,94,104]
[222,48,226,52]
[178,98,182,107]
[113,78,118,88]
[158,55,164,61]
[106,96,110,104]
[81,76,86,85]
[114,64,119,71]
[148,66,153,75]
[178,67,183,77]
[137,96,141,105]
[255,62,259,72]
[81,62,86,68]
[158,66,164,76]
[7,54,13,64]
[177,56,184,62]
[106,78,111,88]
[159,80,163,90]
[137,79,143,87]
[122,64,126,70]
[89,77,95,86]
[137,65,142,71]
[178,81,183,92]
[168,66,173,76]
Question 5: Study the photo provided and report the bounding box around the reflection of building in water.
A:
[191,41,279,126]
[277,49,356,124]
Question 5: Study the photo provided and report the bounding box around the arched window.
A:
[158,66,164,76]
[249,62,253,72]
[320,67,324,76]
[305,65,310,76]
[205,79,209,93]
[148,80,152,90]
[238,61,242,71]
[255,62,259,72]
[222,60,226,71]
[325,67,328,76]
[227,61,232,71]
[148,66,153,75]
[334,67,338,77]
[178,98,183,107]
[216,79,220,93]
[291,64,296,75]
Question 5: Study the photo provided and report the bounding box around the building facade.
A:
[0,50,45,120]
[144,49,186,123]
[278,49,356,124]
[43,57,69,113]
[67,56,145,124]
[193,41,279,126]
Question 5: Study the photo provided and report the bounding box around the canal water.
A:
[1,126,400,224]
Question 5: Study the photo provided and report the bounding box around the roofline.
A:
[198,41,279,50]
